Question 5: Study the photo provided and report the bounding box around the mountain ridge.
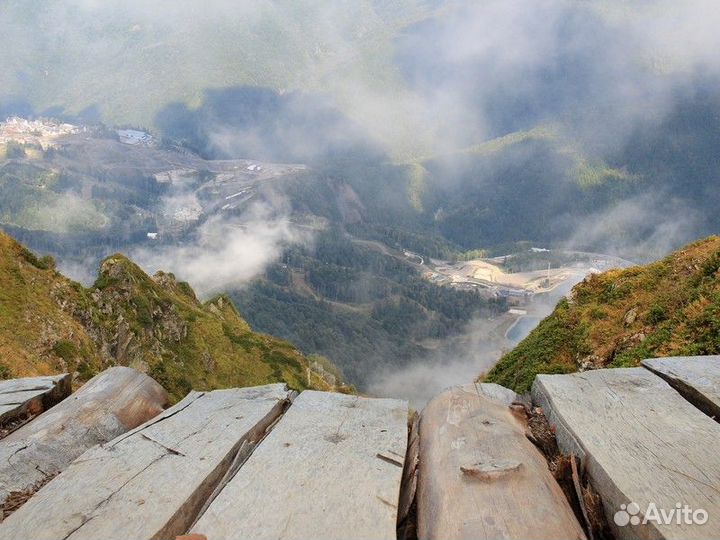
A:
[0,230,344,401]
[484,235,720,392]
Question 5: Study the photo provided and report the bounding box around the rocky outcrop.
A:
[0,231,345,402]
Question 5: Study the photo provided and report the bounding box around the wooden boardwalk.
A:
[0,373,70,426]
[642,356,720,420]
[191,391,408,540]
[0,384,290,540]
[534,362,720,540]
[0,356,718,539]
[417,383,585,540]
[0,367,166,510]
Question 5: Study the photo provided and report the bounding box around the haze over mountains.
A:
[1,0,720,400]
[0,229,345,402]
[3,1,719,253]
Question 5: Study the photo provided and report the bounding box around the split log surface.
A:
[417,383,586,540]
[0,383,291,539]
[397,412,419,540]
[0,366,167,510]
[0,373,71,425]
[642,356,720,420]
[191,390,409,540]
[533,368,720,540]
[473,381,523,406]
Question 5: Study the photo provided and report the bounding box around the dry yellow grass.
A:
[0,231,346,401]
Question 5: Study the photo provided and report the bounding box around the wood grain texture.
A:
[398,412,419,540]
[642,356,720,420]
[0,383,291,540]
[417,383,585,540]
[473,382,523,407]
[0,366,167,510]
[533,368,720,540]
[0,373,71,425]
[191,390,408,540]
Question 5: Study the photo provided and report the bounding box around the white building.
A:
[117,129,153,146]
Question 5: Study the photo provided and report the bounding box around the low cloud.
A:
[562,193,703,262]
[30,193,108,234]
[367,315,511,410]
[131,200,307,296]
[57,254,102,287]
[367,271,589,409]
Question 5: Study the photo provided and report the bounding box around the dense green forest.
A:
[232,228,505,386]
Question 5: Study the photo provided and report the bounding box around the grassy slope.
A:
[0,230,340,400]
[485,236,720,392]
[0,232,96,378]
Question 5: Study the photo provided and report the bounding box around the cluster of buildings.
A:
[0,117,81,149]
[0,118,158,151]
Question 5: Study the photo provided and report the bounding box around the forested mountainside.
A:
[2,1,720,395]
[485,236,720,392]
[0,231,343,401]
[0,131,507,388]
[2,1,720,262]
[232,227,507,385]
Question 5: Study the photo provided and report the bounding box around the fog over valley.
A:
[1,0,720,403]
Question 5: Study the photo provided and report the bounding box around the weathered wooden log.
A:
[0,366,167,512]
[0,383,291,539]
[474,381,523,406]
[397,412,419,540]
[417,383,586,540]
[533,368,720,540]
[191,390,409,540]
[0,373,71,426]
[642,356,720,420]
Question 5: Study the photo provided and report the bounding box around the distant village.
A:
[0,117,82,149]
[0,116,155,150]
[0,115,302,244]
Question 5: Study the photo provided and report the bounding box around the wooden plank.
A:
[474,382,523,407]
[191,391,409,540]
[398,412,419,540]
[0,366,167,512]
[642,356,720,420]
[0,383,291,539]
[0,373,71,426]
[533,368,720,540]
[417,383,586,540]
